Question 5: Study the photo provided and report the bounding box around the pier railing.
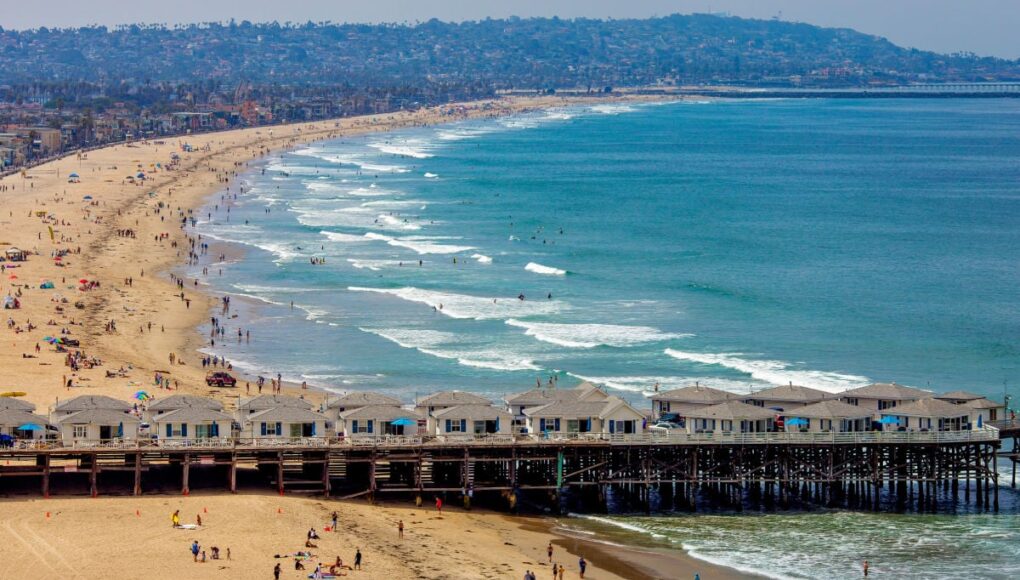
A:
[4,426,999,451]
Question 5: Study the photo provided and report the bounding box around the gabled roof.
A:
[685,401,777,421]
[746,384,837,403]
[506,383,608,407]
[840,383,927,401]
[0,409,52,427]
[524,396,640,420]
[791,400,874,420]
[0,397,36,412]
[54,395,132,413]
[339,405,422,421]
[432,405,512,420]
[56,409,140,424]
[239,395,313,412]
[885,398,971,418]
[246,406,328,423]
[147,394,224,412]
[651,384,735,404]
[152,407,234,424]
[327,391,403,409]
[963,398,1003,410]
[934,390,985,402]
[417,391,491,407]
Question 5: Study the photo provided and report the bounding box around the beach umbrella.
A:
[134,391,151,401]
[17,423,44,431]
[786,417,809,426]
[391,418,417,427]
[136,172,146,178]
[68,173,80,178]
[878,415,900,424]
[79,279,88,284]
[83,195,93,200]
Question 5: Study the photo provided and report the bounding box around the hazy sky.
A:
[4,1,1018,59]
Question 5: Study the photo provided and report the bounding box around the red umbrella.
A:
[79,279,88,284]
[53,256,62,261]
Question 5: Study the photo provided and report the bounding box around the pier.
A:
[0,428,1003,513]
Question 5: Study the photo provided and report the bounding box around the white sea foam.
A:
[349,286,563,320]
[424,172,439,178]
[364,232,473,255]
[200,231,300,263]
[346,258,407,271]
[375,214,422,231]
[364,328,541,371]
[472,253,493,264]
[525,262,567,276]
[232,283,319,294]
[369,142,434,159]
[320,231,369,243]
[663,350,870,393]
[566,373,755,395]
[590,104,638,115]
[506,319,689,349]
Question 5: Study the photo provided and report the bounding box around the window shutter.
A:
[166,423,172,437]
[460,419,466,432]
[260,422,267,436]
[311,422,316,436]
[276,422,282,436]
[495,417,500,432]
[539,418,546,432]
[351,420,358,433]
[367,420,373,434]
[211,423,219,437]
[554,418,560,432]
[445,419,451,433]
[181,423,188,438]
[609,420,616,434]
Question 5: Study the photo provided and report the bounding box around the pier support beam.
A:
[134,453,142,496]
[182,453,190,495]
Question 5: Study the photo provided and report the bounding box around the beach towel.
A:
[177,524,200,530]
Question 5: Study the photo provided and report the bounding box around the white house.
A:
[524,396,646,436]
[879,398,975,431]
[650,384,735,421]
[429,405,513,436]
[241,406,329,439]
[325,391,403,421]
[51,395,134,422]
[0,408,55,440]
[336,405,424,438]
[785,400,873,433]
[56,409,140,443]
[505,382,608,432]
[152,407,234,442]
[934,390,986,405]
[145,394,224,421]
[840,383,928,413]
[416,391,492,417]
[685,401,776,434]
[963,398,1006,425]
[744,383,836,412]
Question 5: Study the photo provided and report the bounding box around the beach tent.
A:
[2,296,16,309]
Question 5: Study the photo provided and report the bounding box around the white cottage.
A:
[416,391,492,417]
[152,407,234,442]
[241,406,328,440]
[840,383,928,413]
[51,395,134,421]
[879,398,975,432]
[524,396,646,436]
[685,401,776,434]
[56,408,140,443]
[650,384,735,422]
[325,391,403,420]
[505,383,608,433]
[145,394,224,421]
[336,405,424,438]
[429,405,513,436]
[744,383,837,412]
[785,400,873,433]
[0,408,55,440]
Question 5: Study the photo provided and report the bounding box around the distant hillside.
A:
[0,14,1017,88]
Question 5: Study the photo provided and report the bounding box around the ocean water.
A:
[187,99,1020,577]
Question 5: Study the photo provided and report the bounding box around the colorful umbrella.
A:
[134,391,151,401]
[17,423,45,431]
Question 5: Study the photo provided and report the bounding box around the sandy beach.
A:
[0,92,745,579]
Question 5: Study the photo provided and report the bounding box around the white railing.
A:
[0,427,999,452]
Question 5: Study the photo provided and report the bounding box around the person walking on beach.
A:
[398,519,404,539]
[273,562,281,580]
[558,564,565,580]
[191,540,200,562]
[435,496,443,514]
[578,556,586,578]
[547,542,553,563]
[172,510,181,528]
[354,548,362,570]
[331,511,338,531]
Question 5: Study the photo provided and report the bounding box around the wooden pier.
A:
[0,429,1003,513]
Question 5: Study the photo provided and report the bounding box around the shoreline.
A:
[1,91,755,579]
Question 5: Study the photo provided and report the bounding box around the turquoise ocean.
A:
[189,99,1020,578]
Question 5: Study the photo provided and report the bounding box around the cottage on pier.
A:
[505,382,608,432]
[879,398,976,431]
[686,400,776,434]
[524,396,646,436]
[839,383,928,412]
[429,405,513,437]
[144,394,224,421]
[784,400,873,433]
[325,391,402,420]
[152,407,234,442]
[241,406,329,439]
[336,405,423,438]
[744,383,836,412]
[55,409,140,443]
[416,391,492,417]
[0,409,55,440]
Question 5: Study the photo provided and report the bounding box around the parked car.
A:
[205,371,237,387]
[649,422,681,433]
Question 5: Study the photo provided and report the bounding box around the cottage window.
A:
[473,420,487,434]
[845,398,859,406]
[290,423,303,438]
[878,400,896,410]
[72,424,88,438]
[195,424,210,439]
[566,420,579,433]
